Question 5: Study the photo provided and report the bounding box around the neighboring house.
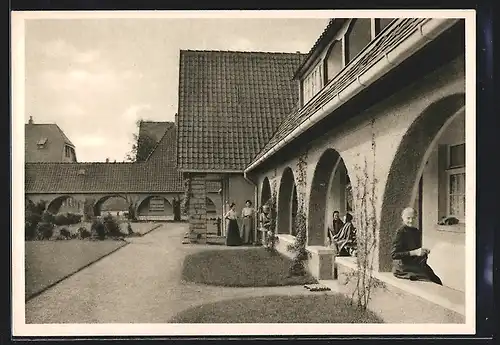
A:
[25,116,77,163]
[177,50,305,236]
[179,18,467,318]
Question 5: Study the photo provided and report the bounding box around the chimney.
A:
[28,116,34,125]
[106,158,109,163]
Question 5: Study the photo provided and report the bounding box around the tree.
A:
[125,119,158,162]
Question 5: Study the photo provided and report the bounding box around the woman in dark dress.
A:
[391,207,442,285]
[224,202,242,246]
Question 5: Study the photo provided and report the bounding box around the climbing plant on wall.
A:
[343,117,385,310]
[181,177,191,216]
[264,179,279,252]
[288,151,310,276]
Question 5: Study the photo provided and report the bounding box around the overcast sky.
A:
[24,17,330,162]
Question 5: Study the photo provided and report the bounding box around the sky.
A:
[24,16,330,162]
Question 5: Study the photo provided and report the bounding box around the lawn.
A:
[181,248,318,287]
[25,240,127,299]
[170,294,384,323]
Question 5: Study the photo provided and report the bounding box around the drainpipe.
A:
[243,170,259,244]
[244,18,459,174]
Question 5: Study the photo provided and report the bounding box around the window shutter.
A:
[438,144,448,219]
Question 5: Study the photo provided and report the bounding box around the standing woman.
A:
[241,200,255,244]
[224,202,242,246]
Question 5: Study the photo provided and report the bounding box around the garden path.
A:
[25,223,318,323]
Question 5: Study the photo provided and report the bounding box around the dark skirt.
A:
[393,257,443,285]
[226,219,242,246]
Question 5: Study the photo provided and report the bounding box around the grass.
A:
[181,248,318,287]
[170,294,384,323]
[25,240,127,299]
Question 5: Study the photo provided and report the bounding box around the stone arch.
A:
[47,195,80,214]
[308,148,352,246]
[260,176,272,209]
[93,195,128,216]
[378,93,465,272]
[135,195,173,218]
[277,167,298,235]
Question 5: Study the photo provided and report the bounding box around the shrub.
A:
[36,222,54,240]
[91,219,106,240]
[103,214,121,237]
[41,211,55,224]
[25,200,46,240]
[127,222,133,235]
[59,227,71,239]
[78,226,91,239]
[25,211,42,240]
[54,212,83,226]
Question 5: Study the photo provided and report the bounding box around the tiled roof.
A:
[26,123,185,193]
[139,121,170,144]
[177,50,305,171]
[249,18,427,168]
[25,123,75,162]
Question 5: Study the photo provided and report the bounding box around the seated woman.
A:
[391,207,442,285]
[332,213,357,256]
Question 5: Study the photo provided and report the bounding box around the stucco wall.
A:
[254,55,465,272]
[422,110,465,291]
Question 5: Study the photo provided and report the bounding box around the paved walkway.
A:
[26,223,318,324]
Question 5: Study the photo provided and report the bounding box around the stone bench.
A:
[335,256,465,316]
[276,234,335,280]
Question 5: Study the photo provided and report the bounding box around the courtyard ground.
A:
[25,222,463,324]
[25,222,161,300]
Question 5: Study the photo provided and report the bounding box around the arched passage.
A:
[308,149,351,246]
[277,167,298,235]
[93,195,128,216]
[136,195,173,218]
[379,93,466,274]
[260,177,271,208]
[47,195,81,214]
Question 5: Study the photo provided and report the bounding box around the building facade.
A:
[25,116,77,163]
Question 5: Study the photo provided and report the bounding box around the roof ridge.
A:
[181,49,307,55]
[144,123,175,161]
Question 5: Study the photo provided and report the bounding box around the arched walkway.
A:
[277,167,298,235]
[379,93,465,272]
[308,149,351,246]
[47,195,80,214]
[260,177,271,208]
[94,195,128,216]
[136,195,173,218]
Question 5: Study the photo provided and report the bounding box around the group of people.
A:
[224,200,442,286]
[328,207,442,285]
[224,200,256,246]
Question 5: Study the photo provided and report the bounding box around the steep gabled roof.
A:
[25,123,75,162]
[139,121,171,144]
[176,50,305,172]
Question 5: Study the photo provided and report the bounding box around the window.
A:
[65,145,73,158]
[37,137,47,149]
[325,41,343,82]
[345,19,372,64]
[447,143,466,221]
[302,62,324,104]
[149,197,165,212]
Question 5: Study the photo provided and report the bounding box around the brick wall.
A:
[188,174,207,240]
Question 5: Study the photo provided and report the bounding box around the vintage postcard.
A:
[12,9,476,337]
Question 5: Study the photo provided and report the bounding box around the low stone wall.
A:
[276,234,335,280]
